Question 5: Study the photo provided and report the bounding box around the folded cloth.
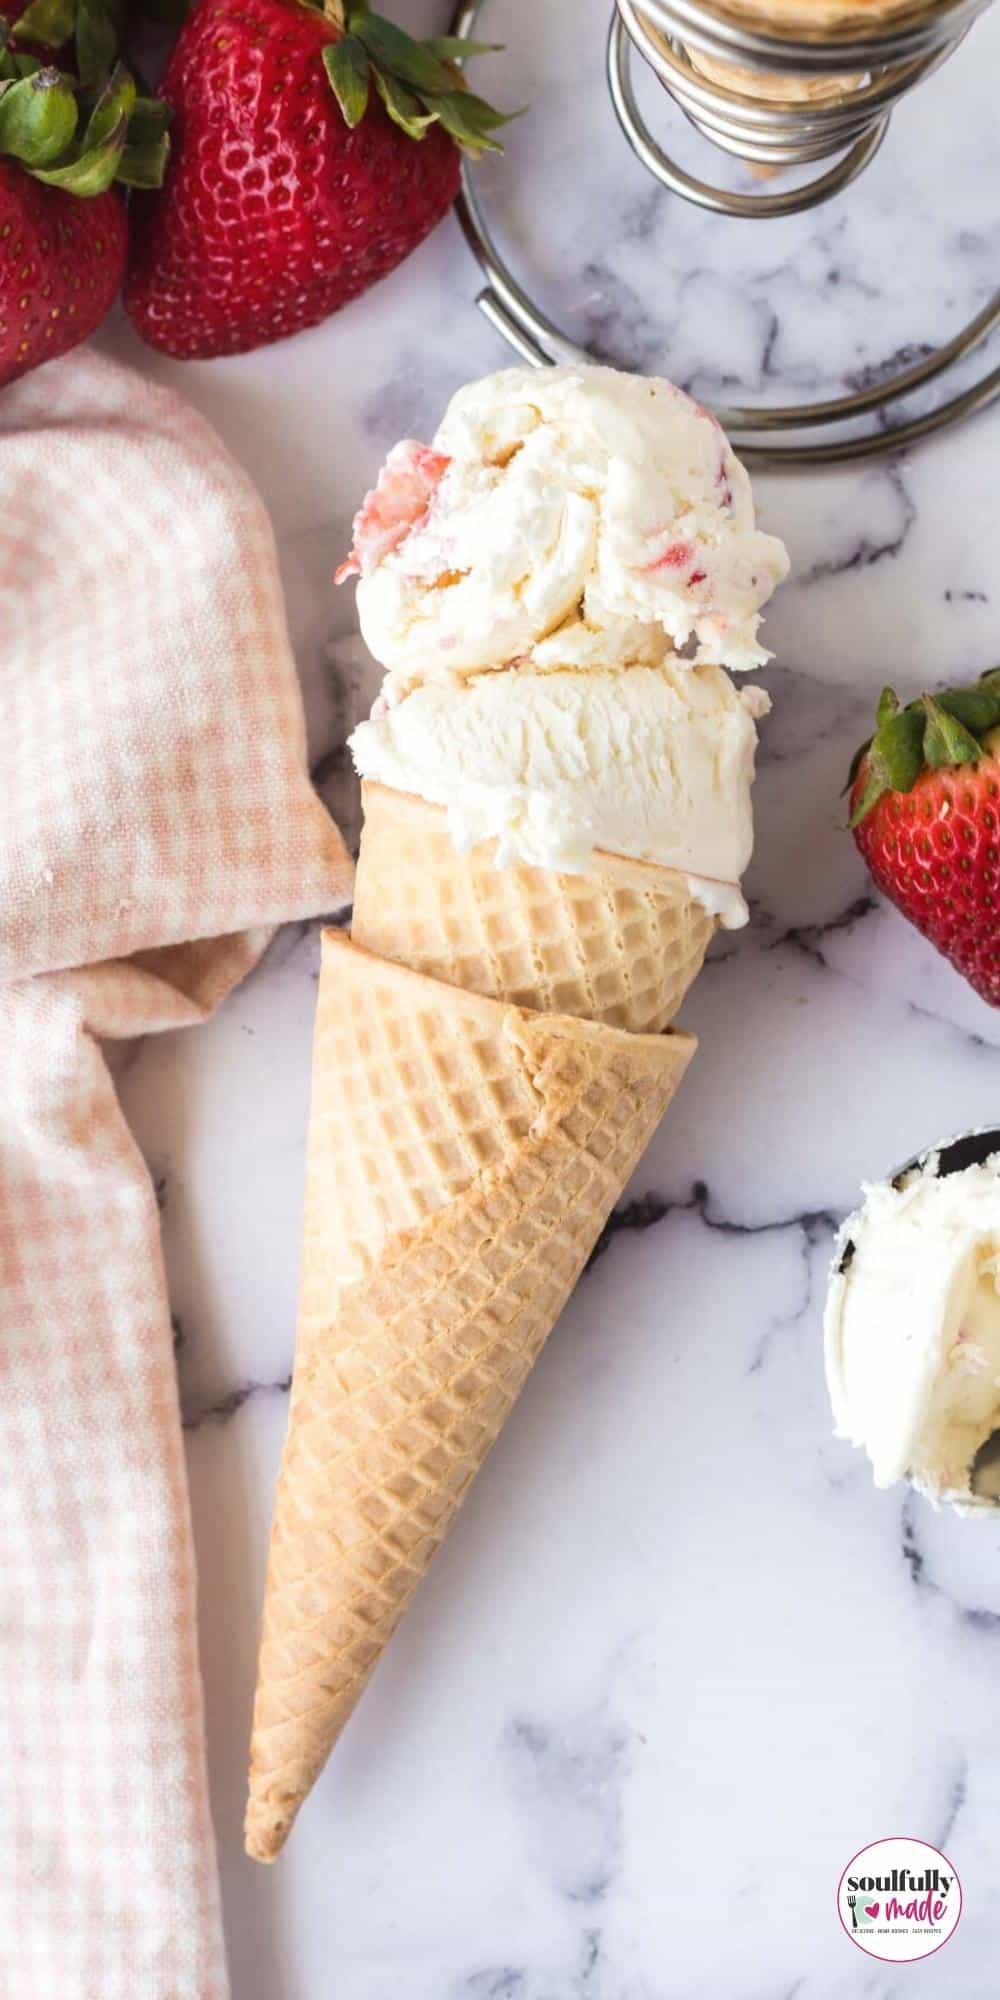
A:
[0,352,351,1999]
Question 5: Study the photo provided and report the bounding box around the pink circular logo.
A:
[838,1838,962,1962]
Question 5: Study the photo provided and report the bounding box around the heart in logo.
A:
[865,1904,880,1920]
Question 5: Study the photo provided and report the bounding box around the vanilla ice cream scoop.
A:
[340,365,789,689]
[825,1134,1000,1512]
[351,661,767,926]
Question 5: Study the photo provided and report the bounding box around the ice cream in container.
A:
[825,1130,1000,1513]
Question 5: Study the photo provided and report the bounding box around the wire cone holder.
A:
[452,0,1000,463]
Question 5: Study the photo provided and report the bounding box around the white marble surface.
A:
[99,0,1000,1991]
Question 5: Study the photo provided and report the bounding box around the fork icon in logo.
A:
[847,1894,859,1931]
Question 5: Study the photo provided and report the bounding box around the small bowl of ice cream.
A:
[825,1131,1000,1512]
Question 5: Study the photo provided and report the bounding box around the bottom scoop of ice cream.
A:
[825,1145,1000,1510]
[350,660,766,926]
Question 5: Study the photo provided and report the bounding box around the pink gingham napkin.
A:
[0,351,351,1998]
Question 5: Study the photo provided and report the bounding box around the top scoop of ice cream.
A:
[341,365,789,688]
[825,1146,1000,1510]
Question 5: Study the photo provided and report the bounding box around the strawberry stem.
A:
[849,670,1000,824]
[0,53,170,192]
[317,3,514,156]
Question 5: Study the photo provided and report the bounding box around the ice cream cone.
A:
[351,782,720,1035]
[687,47,858,107]
[247,360,786,1865]
[661,0,950,119]
[245,932,695,1862]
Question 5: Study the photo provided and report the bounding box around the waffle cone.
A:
[245,932,695,1862]
[697,0,947,37]
[351,782,718,1034]
[688,46,859,104]
[665,0,949,114]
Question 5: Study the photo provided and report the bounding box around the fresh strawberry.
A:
[123,0,510,360]
[848,672,1000,1006]
[0,62,170,387]
[0,160,125,383]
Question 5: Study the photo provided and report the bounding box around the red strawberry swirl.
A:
[336,442,450,584]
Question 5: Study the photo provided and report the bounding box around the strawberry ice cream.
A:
[338,364,789,689]
[338,364,788,911]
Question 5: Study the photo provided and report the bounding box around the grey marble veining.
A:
[98,0,1000,1989]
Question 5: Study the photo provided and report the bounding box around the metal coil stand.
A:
[451,0,1000,464]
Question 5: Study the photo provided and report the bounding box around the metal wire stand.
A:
[452,0,1000,465]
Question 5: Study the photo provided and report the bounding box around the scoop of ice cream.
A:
[341,365,789,689]
[350,660,767,925]
[824,1146,1000,1511]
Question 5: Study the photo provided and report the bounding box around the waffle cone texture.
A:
[246,796,705,1862]
[352,782,717,1033]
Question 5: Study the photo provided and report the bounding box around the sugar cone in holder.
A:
[352,781,719,1034]
[656,0,951,131]
[245,932,695,1862]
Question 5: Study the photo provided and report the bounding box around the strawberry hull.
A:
[123,0,462,360]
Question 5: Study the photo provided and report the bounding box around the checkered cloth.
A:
[0,351,352,1998]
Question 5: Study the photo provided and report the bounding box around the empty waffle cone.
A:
[663,0,949,119]
[351,781,720,1035]
[245,933,695,1862]
[706,0,947,32]
[687,46,859,105]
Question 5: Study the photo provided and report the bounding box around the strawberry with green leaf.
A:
[123,0,511,359]
[848,670,1000,1006]
[0,47,170,385]
[2,0,125,86]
